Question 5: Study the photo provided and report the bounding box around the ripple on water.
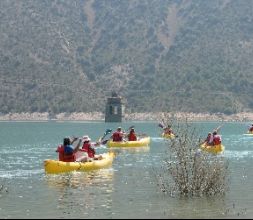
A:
[151,137,164,142]
[0,169,44,179]
[224,150,253,159]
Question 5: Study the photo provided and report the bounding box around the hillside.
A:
[1,0,253,114]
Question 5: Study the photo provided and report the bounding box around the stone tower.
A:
[105,91,125,122]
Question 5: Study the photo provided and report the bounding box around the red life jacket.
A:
[164,128,172,134]
[56,145,76,162]
[128,132,137,141]
[112,131,123,142]
[249,126,253,132]
[213,135,221,145]
[56,145,64,161]
[82,142,95,158]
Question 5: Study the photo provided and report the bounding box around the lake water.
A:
[0,121,252,219]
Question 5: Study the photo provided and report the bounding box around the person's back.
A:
[56,137,81,162]
[249,124,253,132]
[128,128,137,141]
[212,131,221,146]
[164,126,173,135]
[82,136,95,158]
[112,127,124,142]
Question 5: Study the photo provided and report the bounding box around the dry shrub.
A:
[0,183,8,198]
[157,119,229,197]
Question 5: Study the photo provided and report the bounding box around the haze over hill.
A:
[1,0,253,115]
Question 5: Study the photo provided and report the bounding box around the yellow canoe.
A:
[243,131,253,136]
[200,143,225,154]
[161,133,175,139]
[44,152,114,174]
[107,136,151,148]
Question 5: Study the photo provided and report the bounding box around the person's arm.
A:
[122,132,127,141]
[121,131,127,137]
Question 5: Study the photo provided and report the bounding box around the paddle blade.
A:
[158,123,164,129]
[101,139,109,145]
[103,129,112,137]
[100,129,112,139]
[105,129,112,135]
[99,129,112,142]
[128,125,135,130]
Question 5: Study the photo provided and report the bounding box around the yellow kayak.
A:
[162,133,175,139]
[200,143,225,154]
[107,136,151,148]
[44,152,114,174]
[243,131,253,136]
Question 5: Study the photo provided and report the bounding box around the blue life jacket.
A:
[64,145,74,154]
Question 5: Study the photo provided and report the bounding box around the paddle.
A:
[123,125,135,134]
[128,125,135,130]
[158,123,164,129]
[76,130,112,158]
[98,129,112,142]
[158,122,172,129]
[101,139,110,145]
[124,125,136,138]
[158,122,178,138]
[213,123,224,133]
[95,129,112,146]
[202,123,224,146]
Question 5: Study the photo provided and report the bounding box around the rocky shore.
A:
[1,111,253,122]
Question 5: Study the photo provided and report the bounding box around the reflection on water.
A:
[44,169,115,218]
[108,146,150,155]
[165,195,227,218]
[45,169,114,190]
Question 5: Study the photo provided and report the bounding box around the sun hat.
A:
[82,135,91,142]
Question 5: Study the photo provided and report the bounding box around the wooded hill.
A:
[1,0,253,115]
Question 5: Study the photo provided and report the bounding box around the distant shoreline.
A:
[1,112,253,122]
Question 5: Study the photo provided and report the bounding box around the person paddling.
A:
[56,137,82,162]
[249,124,253,133]
[202,132,213,146]
[127,127,137,141]
[111,127,125,142]
[163,125,174,136]
[212,130,222,146]
[78,135,102,161]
